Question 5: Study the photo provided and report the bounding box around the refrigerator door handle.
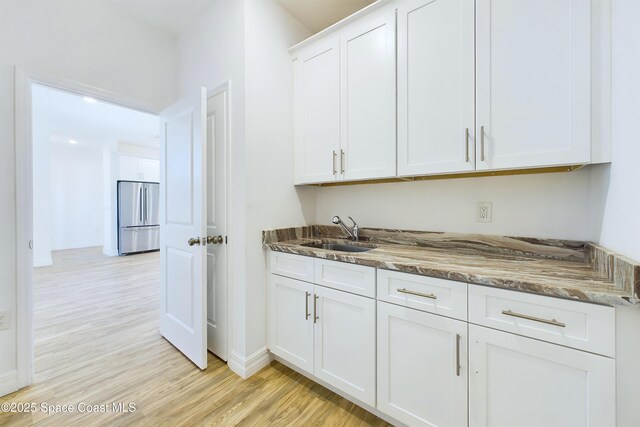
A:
[143,187,147,224]
[123,226,158,231]
[139,188,143,222]
[145,187,149,224]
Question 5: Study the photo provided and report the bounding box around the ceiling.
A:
[106,0,375,37]
[277,0,376,33]
[107,0,216,36]
[32,84,160,149]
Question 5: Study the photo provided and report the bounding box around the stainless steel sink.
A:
[301,241,376,253]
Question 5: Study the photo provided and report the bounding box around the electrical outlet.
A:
[0,310,10,331]
[476,202,492,223]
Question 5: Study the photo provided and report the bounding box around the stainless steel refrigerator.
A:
[117,181,160,255]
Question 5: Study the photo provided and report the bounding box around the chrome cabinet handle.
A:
[397,288,437,300]
[332,150,337,175]
[314,294,319,323]
[480,125,486,162]
[465,128,470,163]
[305,292,311,320]
[501,310,566,328]
[188,237,201,246]
[340,149,345,174]
[456,334,461,377]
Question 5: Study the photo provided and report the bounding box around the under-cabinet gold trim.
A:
[304,164,586,187]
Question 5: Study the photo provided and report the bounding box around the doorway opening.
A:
[15,72,230,392]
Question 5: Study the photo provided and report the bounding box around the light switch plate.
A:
[476,202,492,223]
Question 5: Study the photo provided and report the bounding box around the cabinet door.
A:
[294,36,340,184]
[397,0,475,176]
[378,301,468,427]
[476,0,591,170]
[340,8,396,180]
[314,285,376,406]
[118,155,140,181]
[268,275,314,374]
[138,158,160,182]
[469,324,615,427]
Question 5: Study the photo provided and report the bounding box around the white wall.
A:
[32,108,52,267]
[177,0,250,365]
[590,0,640,261]
[0,0,177,391]
[50,143,104,250]
[244,0,314,358]
[316,169,593,240]
[177,0,312,367]
[103,142,119,256]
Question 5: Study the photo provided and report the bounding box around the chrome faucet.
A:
[332,216,359,241]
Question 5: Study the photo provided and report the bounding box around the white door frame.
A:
[205,84,232,361]
[14,66,233,390]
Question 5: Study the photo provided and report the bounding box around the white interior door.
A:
[159,87,208,369]
[206,89,228,361]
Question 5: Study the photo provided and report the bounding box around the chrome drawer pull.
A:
[502,310,566,328]
[455,334,461,377]
[397,288,437,300]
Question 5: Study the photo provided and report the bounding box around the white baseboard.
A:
[102,247,119,257]
[0,370,19,398]
[33,256,52,267]
[227,347,272,379]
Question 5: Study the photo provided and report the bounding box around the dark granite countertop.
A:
[263,225,640,307]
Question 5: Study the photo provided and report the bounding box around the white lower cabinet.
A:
[377,301,468,427]
[268,275,314,374]
[314,285,376,406]
[268,269,376,407]
[269,253,617,427]
[469,324,615,427]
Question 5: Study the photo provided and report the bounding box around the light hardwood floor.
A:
[0,247,389,426]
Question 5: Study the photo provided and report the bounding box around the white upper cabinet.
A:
[476,0,591,170]
[341,9,396,181]
[118,155,160,182]
[398,0,475,176]
[292,0,607,183]
[138,158,160,182]
[294,36,341,184]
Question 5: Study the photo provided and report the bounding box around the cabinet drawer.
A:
[314,259,375,298]
[270,251,314,282]
[469,285,615,357]
[378,270,467,321]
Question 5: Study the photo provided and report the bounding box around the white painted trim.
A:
[15,67,34,391]
[0,370,19,397]
[289,0,393,54]
[14,66,167,393]
[206,82,233,363]
[33,257,53,268]
[228,347,273,379]
[102,248,119,257]
[19,66,162,114]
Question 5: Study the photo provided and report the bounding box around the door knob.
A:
[206,235,224,245]
[188,237,201,246]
